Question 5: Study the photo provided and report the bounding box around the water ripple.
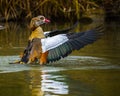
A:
[0,56,120,73]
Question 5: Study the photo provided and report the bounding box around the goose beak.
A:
[45,18,50,23]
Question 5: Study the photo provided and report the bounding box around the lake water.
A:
[0,17,120,96]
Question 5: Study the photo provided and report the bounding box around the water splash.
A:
[0,55,120,73]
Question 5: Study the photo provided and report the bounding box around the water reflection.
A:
[0,22,29,48]
[41,72,68,95]
[0,55,120,96]
[28,70,44,96]
[28,69,68,96]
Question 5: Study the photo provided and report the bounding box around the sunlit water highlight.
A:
[0,56,119,73]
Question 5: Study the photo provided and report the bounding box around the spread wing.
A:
[43,25,104,63]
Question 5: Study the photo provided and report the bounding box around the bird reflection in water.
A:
[28,70,68,96]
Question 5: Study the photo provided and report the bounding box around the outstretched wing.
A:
[45,25,104,63]
[44,21,78,37]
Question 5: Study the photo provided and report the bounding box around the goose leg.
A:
[40,51,48,65]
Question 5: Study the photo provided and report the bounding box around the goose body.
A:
[21,25,103,65]
[41,34,68,53]
[12,15,103,65]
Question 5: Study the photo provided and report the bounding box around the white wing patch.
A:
[41,34,69,53]
[44,31,51,35]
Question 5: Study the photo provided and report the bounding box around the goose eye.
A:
[40,16,45,20]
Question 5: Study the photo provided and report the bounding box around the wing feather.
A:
[46,25,104,63]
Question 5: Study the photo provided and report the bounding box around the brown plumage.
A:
[12,15,103,65]
[19,15,50,65]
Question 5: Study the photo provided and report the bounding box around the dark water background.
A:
[0,15,120,96]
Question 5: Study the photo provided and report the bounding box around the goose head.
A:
[30,15,50,30]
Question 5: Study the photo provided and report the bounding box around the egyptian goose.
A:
[12,15,103,65]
